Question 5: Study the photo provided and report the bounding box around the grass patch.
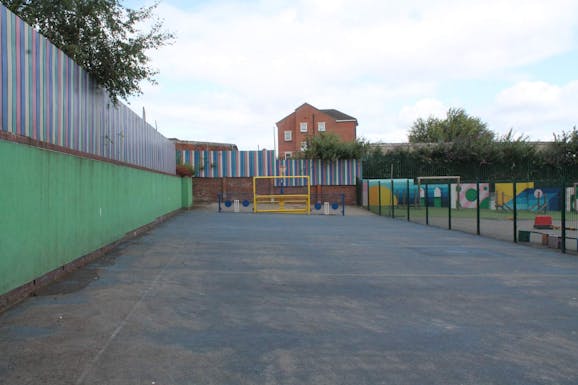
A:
[371,205,564,220]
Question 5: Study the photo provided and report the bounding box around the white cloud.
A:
[489,80,578,139]
[154,0,577,83]
[495,81,562,109]
[125,0,578,149]
[399,99,447,126]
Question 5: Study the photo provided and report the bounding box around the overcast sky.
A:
[124,0,578,150]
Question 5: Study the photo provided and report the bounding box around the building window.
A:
[300,122,308,132]
[318,122,326,131]
[300,141,307,151]
[284,152,292,159]
[284,131,292,141]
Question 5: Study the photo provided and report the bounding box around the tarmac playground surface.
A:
[2,206,578,384]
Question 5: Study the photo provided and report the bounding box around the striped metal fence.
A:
[0,4,175,174]
[178,149,361,186]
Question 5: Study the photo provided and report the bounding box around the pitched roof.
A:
[276,103,358,125]
[320,109,357,122]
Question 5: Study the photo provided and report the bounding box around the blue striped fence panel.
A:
[0,5,175,174]
[179,150,361,185]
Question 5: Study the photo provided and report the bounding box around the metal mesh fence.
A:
[360,178,578,253]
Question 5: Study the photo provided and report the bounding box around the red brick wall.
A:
[311,185,357,205]
[193,177,357,205]
[327,121,357,142]
[192,178,223,202]
[193,177,255,202]
[277,113,296,157]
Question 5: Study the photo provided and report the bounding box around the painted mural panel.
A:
[455,183,490,209]
[367,179,417,204]
[365,179,491,209]
[508,187,560,211]
[494,182,535,208]
[0,5,175,173]
[363,179,577,212]
[367,184,399,207]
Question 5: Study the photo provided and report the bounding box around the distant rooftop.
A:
[170,139,238,151]
[320,109,357,122]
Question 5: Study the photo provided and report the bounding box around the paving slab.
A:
[2,208,578,384]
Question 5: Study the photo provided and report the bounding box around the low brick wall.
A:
[192,177,253,202]
[192,177,357,205]
[311,185,357,205]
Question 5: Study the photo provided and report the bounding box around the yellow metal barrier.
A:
[253,176,311,214]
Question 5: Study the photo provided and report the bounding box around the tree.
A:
[543,126,578,171]
[2,0,174,103]
[408,108,494,144]
[299,133,368,160]
[364,127,544,180]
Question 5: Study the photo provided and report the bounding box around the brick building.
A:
[276,103,358,159]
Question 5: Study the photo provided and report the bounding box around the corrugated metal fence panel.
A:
[179,150,361,185]
[279,159,361,186]
[179,150,276,177]
[0,5,175,174]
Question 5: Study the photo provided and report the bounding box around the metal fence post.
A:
[367,180,370,212]
[476,181,480,235]
[448,182,452,230]
[378,181,382,216]
[356,179,362,206]
[341,193,345,216]
[513,180,518,243]
[425,184,429,225]
[407,179,411,222]
[391,179,395,218]
[562,177,567,253]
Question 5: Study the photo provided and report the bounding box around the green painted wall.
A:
[0,140,188,295]
[182,177,193,208]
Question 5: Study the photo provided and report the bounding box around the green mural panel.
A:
[0,140,183,295]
